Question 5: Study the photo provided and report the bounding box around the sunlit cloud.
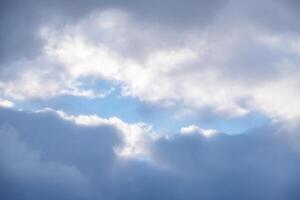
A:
[1,0,300,199]
[0,98,14,108]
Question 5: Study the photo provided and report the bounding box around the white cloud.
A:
[38,108,156,158]
[2,9,300,121]
[0,98,14,108]
[180,125,218,138]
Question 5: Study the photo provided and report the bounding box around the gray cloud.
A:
[1,107,300,200]
[152,128,300,199]
[2,0,300,73]
[0,0,224,64]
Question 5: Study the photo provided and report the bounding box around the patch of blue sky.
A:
[196,112,271,134]
[13,79,271,134]
[15,96,270,135]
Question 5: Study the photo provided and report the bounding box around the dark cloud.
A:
[0,108,120,199]
[253,0,300,33]
[152,128,300,199]
[0,0,42,64]
[0,107,300,200]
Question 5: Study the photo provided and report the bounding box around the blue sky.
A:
[1,0,300,199]
[15,92,270,134]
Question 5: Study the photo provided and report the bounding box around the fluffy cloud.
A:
[1,107,300,199]
[180,125,218,137]
[37,108,156,157]
[1,2,300,120]
[0,98,14,108]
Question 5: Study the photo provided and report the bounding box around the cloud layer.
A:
[1,107,300,200]
[2,0,300,121]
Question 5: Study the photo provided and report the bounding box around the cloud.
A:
[37,108,156,158]
[38,9,300,120]
[151,127,300,200]
[1,1,300,199]
[180,125,218,137]
[0,0,224,66]
[0,126,91,200]
[2,3,300,121]
[0,98,14,108]
[1,107,300,199]
[0,107,120,199]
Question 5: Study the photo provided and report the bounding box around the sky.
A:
[1,0,300,199]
